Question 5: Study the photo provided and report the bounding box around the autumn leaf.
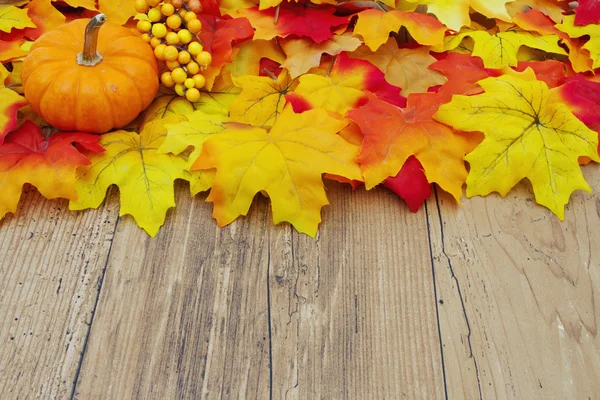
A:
[159,109,231,195]
[142,88,236,126]
[353,9,446,51]
[0,38,28,62]
[434,69,600,219]
[21,0,66,41]
[507,0,568,23]
[192,106,362,236]
[556,15,600,69]
[513,9,594,72]
[383,156,431,212]
[286,53,405,116]
[0,88,27,144]
[55,0,97,11]
[238,4,348,43]
[439,24,567,68]
[348,92,479,201]
[198,13,254,89]
[350,39,447,95]
[227,39,286,78]
[0,120,103,219]
[229,70,295,128]
[70,117,191,237]
[280,34,362,78]
[429,52,492,100]
[402,0,514,31]
[98,0,136,26]
[0,5,36,33]
[574,0,600,26]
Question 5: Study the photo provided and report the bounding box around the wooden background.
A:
[1,165,599,399]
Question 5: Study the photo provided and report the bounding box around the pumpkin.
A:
[21,14,159,134]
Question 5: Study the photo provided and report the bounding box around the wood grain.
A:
[427,164,600,399]
[72,181,444,399]
[0,187,119,399]
[267,182,444,399]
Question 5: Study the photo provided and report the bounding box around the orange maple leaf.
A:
[348,92,481,201]
[0,121,104,219]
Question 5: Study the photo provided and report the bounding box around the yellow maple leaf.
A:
[353,9,446,51]
[404,0,515,31]
[556,15,600,69]
[229,71,296,128]
[227,39,286,78]
[350,39,447,95]
[433,69,600,219]
[0,5,36,33]
[142,89,236,126]
[439,24,567,68]
[158,109,231,196]
[192,106,362,236]
[280,35,362,78]
[52,0,97,10]
[98,0,135,26]
[70,117,191,236]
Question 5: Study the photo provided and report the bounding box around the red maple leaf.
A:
[0,121,104,218]
[383,156,431,212]
[239,4,348,43]
[575,0,600,25]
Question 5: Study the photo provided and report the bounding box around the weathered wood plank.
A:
[427,165,600,399]
[0,187,119,399]
[73,181,445,399]
[267,182,445,399]
[73,181,272,399]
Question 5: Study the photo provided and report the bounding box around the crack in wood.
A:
[433,187,483,400]
[69,214,121,400]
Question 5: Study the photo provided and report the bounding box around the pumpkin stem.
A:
[77,14,107,67]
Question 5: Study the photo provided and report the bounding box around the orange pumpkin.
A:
[22,14,159,134]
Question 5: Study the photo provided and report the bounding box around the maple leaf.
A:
[0,5,36,33]
[54,0,97,11]
[142,88,236,125]
[238,4,347,43]
[433,69,600,219]
[353,9,446,51]
[556,15,600,69]
[512,9,594,72]
[70,117,191,237]
[440,24,567,68]
[429,52,491,100]
[348,92,479,201]
[403,0,515,31]
[0,88,27,145]
[350,39,447,95]
[286,53,405,116]
[280,35,362,78]
[554,75,600,129]
[383,156,431,212]
[507,0,568,23]
[575,0,600,26]
[192,106,362,236]
[227,39,285,78]
[158,109,231,195]
[0,38,28,62]
[0,120,103,219]
[229,70,296,127]
[198,14,254,90]
[98,0,136,26]
[21,0,66,41]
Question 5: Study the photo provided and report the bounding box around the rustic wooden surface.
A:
[0,166,599,399]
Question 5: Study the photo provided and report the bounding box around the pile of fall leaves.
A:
[1,0,599,237]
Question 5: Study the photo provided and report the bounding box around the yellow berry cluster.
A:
[135,0,211,102]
